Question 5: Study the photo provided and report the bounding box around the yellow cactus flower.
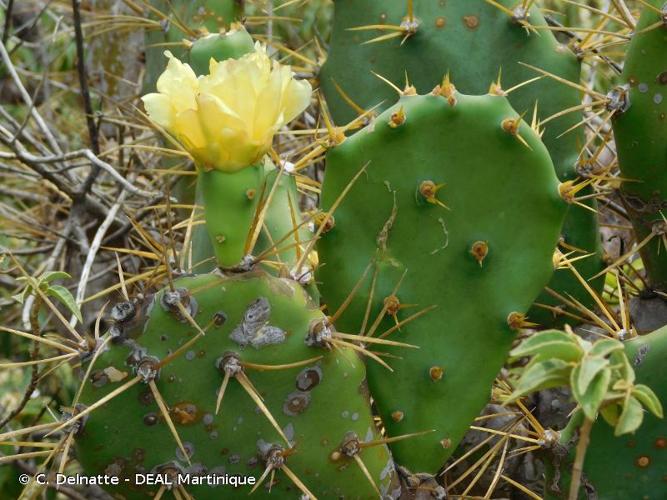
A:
[141,44,312,172]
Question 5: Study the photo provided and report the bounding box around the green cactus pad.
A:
[317,91,567,473]
[198,166,263,269]
[143,3,250,271]
[76,272,395,498]
[188,25,255,76]
[193,166,265,271]
[613,1,667,292]
[198,164,311,273]
[144,0,244,91]
[320,0,603,328]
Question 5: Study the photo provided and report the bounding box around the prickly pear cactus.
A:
[144,0,244,90]
[74,272,396,498]
[143,6,249,271]
[142,27,313,275]
[320,0,603,328]
[317,89,567,473]
[164,25,278,274]
[187,24,255,76]
[199,163,311,273]
[612,1,667,293]
[187,26,256,273]
[544,325,667,499]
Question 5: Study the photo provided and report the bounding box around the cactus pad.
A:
[320,0,603,327]
[75,272,395,498]
[317,90,567,473]
[612,1,667,292]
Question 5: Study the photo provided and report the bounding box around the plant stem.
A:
[568,417,593,500]
[0,297,42,430]
[71,0,101,200]
[1,0,14,44]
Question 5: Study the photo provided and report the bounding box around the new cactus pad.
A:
[188,25,255,76]
[317,90,567,473]
[199,163,311,274]
[144,0,244,90]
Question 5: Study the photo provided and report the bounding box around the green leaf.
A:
[600,403,620,427]
[588,338,624,358]
[573,367,611,420]
[632,384,664,419]
[574,355,609,395]
[46,285,82,323]
[510,330,583,362]
[40,271,71,284]
[12,278,35,302]
[620,352,636,385]
[11,291,26,305]
[507,359,572,402]
[614,396,644,436]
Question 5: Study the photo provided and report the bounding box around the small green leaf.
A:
[573,367,611,420]
[11,291,26,305]
[610,350,636,385]
[507,359,571,402]
[46,285,82,323]
[600,403,620,427]
[40,271,72,284]
[510,330,583,363]
[632,384,664,419]
[12,279,34,302]
[614,396,644,436]
[588,338,624,358]
[575,355,609,395]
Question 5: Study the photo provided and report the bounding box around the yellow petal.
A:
[141,93,174,129]
[172,109,207,152]
[156,51,199,113]
[283,78,312,123]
